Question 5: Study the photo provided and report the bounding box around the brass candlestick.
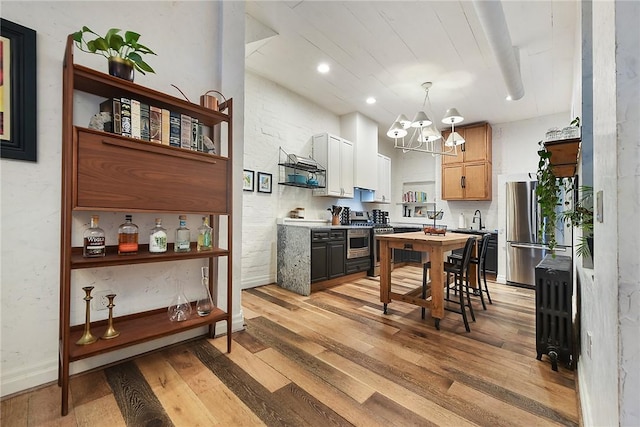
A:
[101,294,120,339]
[76,286,97,345]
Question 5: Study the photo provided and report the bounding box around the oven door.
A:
[347,229,370,259]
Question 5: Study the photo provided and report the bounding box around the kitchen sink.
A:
[451,228,489,235]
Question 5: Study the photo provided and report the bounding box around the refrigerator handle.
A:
[531,183,539,243]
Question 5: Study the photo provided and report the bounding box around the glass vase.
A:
[168,281,192,322]
[196,267,215,317]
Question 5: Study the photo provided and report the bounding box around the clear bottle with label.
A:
[118,214,139,255]
[149,218,167,253]
[197,216,213,252]
[174,215,191,252]
[83,215,106,257]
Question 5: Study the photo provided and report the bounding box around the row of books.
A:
[99,98,216,154]
[402,191,429,203]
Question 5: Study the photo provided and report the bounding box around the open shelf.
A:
[71,244,229,269]
[544,137,581,178]
[68,304,226,361]
[72,64,230,128]
[278,147,326,189]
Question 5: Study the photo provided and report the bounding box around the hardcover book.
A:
[191,118,199,151]
[120,98,132,137]
[169,112,181,147]
[130,99,141,139]
[149,106,162,143]
[99,98,122,135]
[161,109,170,145]
[180,114,192,149]
[140,103,150,141]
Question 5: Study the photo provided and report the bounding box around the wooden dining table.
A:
[376,231,477,329]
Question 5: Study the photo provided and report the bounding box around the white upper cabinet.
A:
[375,153,391,203]
[340,112,378,191]
[312,133,354,198]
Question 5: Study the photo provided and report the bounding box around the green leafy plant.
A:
[561,185,593,258]
[536,117,581,256]
[72,27,156,74]
[536,140,565,254]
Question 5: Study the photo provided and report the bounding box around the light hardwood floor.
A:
[1,265,579,426]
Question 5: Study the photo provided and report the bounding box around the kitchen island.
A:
[376,231,477,329]
[277,222,371,296]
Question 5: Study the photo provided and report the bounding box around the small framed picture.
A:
[243,169,254,192]
[257,172,272,194]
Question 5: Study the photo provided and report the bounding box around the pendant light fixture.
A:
[387,82,464,156]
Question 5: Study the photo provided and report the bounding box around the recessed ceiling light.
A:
[366,97,376,104]
[317,63,330,74]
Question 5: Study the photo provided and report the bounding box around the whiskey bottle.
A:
[174,215,191,252]
[197,216,213,252]
[83,215,106,257]
[118,214,139,255]
[149,218,167,253]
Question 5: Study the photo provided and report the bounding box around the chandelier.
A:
[387,82,465,156]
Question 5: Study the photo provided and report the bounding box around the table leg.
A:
[379,240,391,314]
[429,249,445,321]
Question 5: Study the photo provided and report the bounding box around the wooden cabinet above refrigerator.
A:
[441,122,492,201]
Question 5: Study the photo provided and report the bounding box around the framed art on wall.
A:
[257,172,272,194]
[1,19,37,162]
[243,169,254,191]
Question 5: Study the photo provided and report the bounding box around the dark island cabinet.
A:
[311,229,346,282]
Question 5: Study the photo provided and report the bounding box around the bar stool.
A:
[421,236,476,332]
[449,233,493,310]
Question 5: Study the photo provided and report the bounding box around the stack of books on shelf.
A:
[402,191,428,203]
[99,97,216,154]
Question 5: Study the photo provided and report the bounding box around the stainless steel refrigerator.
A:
[505,181,571,287]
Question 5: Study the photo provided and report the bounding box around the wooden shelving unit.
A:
[544,137,581,178]
[59,35,233,415]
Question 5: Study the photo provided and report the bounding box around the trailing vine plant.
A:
[536,140,565,255]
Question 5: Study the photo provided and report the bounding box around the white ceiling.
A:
[245,0,578,134]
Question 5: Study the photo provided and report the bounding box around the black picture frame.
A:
[257,172,272,194]
[1,19,37,162]
[243,169,254,192]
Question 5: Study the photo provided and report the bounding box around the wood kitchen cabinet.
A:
[59,35,232,416]
[441,122,492,200]
[312,133,354,198]
[311,229,346,282]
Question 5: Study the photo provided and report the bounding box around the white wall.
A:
[579,1,640,426]
[242,72,373,289]
[0,1,245,396]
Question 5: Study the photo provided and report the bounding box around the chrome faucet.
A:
[472,209,484,230]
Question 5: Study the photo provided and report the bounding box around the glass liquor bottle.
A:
[197,216,213,252]
[167,281,192,322]
[196,267,215,316]
[83,215,106,257]
[149,218,167,253]
[118,214,139,255]
[174,215,191,252]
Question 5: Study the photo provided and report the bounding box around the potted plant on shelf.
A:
[561,185,594,258]
[535,140,567,255]
[536,117,580,256]
[72,27,156,81]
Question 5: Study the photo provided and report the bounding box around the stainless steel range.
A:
[369,224,394,276]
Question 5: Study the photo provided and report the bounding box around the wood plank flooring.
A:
[1,266,579,426]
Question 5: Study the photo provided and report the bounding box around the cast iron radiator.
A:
[535,254,574,371]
